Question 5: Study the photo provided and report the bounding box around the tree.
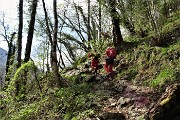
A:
[14,0,38,96]
[87,0,91,49]
[0,15,16,82]
[51,0,61,86]
[5,32,16,75]
[108,0,123,50]
[24,0,38,62]
[42,0,62,87]
[145,0,161,44]
[116,0,136,35]
[58,7,89,52]
[17,0,23,68]
[98,0,102,40]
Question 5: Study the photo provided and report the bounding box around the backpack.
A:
[105,57,114,65]
[109,48,117,58]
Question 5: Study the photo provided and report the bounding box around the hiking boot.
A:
[104,73,112,80]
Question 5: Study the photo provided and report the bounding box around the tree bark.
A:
[98,0,102,40]
[42,0,53,44]
[6,32,16,76]
[17,0,23,68]
[46,40,50,72]
[57,45,65,68]
[24,0,38,62]
[51,0,61,87]
[109,0,123,51]
[87,0,91,49]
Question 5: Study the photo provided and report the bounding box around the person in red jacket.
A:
[104,46,117,79]
[88,50,100,74]
[91,55,99,74]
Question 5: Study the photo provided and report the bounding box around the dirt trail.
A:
[64,69,162,119]
[93,77,162,120]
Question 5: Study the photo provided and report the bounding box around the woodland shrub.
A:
[1,61,41,119]
[1,80,98,120]
[8,61,38,100]
[55,83,97,120]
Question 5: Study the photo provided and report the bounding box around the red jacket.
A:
[91,58,99,68]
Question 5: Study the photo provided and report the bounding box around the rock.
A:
[117,97,132,108]
[86,75,96,83]
[108,98,117,107]
[99,112,126,120]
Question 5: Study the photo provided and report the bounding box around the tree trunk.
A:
[24,0,38,62]
[17,0,23,68]
[145,0,160,45]
[42,0,62,87]
[98,0,102,40]
[46,40,50,72]
[163,0,169,19]
[51,0,61,87]
[87,0,91,49]
[118,0,136,35]
[5,32,16,77]
[57,45,65,68]
[109,0,123,51]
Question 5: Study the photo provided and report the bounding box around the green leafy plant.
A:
[10,104,36,120]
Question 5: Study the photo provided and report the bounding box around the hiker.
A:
[91,50,101,74]
[104,45,117,79]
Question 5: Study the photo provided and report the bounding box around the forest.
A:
[0,0,180,120]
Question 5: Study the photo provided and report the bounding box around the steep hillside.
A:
[94,39,180,119]
[61,39,180,119]
[0,40,179,120]
[115,39,180,88]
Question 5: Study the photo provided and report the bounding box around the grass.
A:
[149,68,176,88]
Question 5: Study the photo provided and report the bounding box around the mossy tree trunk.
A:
[148,83,180,120]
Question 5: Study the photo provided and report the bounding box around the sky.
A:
[0,0,89,51]
[0,0,18,51]
[0,0,89,66]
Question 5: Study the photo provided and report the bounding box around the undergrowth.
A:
[116,39,180,88]
[1,71,98,120]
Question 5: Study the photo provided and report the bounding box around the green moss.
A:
[150,68,176,87]
[13,61,36,80]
